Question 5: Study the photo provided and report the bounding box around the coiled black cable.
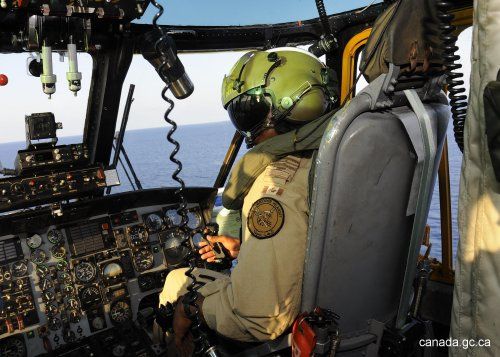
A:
[315,0,332,35]
[150,0,209,354]
[436,0,468,152]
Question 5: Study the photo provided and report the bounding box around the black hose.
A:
[436,0,467,152]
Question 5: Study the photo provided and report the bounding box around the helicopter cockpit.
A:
[0,0,483,356]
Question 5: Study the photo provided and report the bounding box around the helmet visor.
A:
[226,92,271,136]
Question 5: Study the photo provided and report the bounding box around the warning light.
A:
[0,74,8,86]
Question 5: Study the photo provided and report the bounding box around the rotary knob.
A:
[91,316,105,330]
[69,310,81,324]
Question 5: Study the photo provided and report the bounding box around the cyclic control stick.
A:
[66,43,82,96]
[40,44,56,98]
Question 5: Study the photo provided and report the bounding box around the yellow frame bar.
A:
[340,28,371,102]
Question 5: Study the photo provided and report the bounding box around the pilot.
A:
[158,47,338,354]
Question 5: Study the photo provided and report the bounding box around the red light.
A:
[0,74,8,86]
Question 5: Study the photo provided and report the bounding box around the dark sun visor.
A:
[226,93,271,135]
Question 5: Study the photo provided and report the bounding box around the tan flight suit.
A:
[159,154,311,342]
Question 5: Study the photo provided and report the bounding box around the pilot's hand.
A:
[198,235,240,262]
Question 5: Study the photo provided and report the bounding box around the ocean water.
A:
[0,120,461,259]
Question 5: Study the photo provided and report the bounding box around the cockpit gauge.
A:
[45,303,58,317]
[59,272,72,284]
[79,286,101,308]
[162,230,189,266]
[26,234,42,249]
[165,209,182,227]
[62,284,74,295]
[74,261,97,283]
[187,211,203,230]
[51,245,66,260]
[39,278,53,291]
[30,249,47,265]
[36,264,49,278]
[102,262,123,279]
[42,291,55,303]
[127,225,149,246]
[145,213,164,232]
[48,317,62,331]
[69,310,81,324]
[67,298,80,310]
[11,260,28,277]
[47,229,64,245]
[56,260,68,271]
[133,249,154,272]
[0,337,26,357]
[109,300,132,324]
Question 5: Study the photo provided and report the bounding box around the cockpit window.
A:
[134,0,383,26]
[0,53,91,176]
[110,51,248,192]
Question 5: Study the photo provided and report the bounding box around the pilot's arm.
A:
[198,155,311,342]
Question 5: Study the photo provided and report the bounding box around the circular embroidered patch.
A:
[247,197,285,239]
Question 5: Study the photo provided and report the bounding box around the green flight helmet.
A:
[221,47,335,147]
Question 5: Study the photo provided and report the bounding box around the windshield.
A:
[135,0,383,26]
[0,53,92,174]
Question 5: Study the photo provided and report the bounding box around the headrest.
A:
[360,0,443,83]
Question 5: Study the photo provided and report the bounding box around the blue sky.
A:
[135,0,382,26]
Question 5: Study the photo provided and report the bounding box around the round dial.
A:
[145,213,164,232]
[0,337,26,357]
[127,225,149,245]
[42,291,55,302]
[67,298,80,310]
[11,261,28,278]
[69,310,81,324]
[2,267,12,281]
[59,272,72,284]
[61,284,74,295]
[109,300,132,324]
[26,234,42,249]
[74,261,97,283]
[56,260,68,271]
[165,209,182,227]
[47,229,63,245]
[45,303,58,317]
[133,249,154,272]
[163,230,189,265]
[36,265,49,278]
[79,286,101,308]
[39,278,53,291]
[187,211,203,230]
[103,262,123,279]
[91,316,105,330]
[51,245,66,260]
[30,249,47,265]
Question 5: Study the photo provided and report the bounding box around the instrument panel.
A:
[0,188,215,356]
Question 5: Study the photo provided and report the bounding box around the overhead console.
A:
[0,187,217,357]
[0,0,148,22]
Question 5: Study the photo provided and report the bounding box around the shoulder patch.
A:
[247,197,285,239]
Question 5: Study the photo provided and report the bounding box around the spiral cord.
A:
[315,0,331,35]
[436,0,468,152]
[150,0,209,354]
